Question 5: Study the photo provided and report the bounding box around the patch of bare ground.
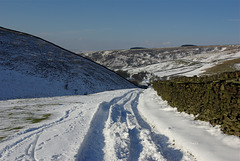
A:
[202,58,240,75]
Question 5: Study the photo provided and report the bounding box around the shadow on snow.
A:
[131,93,183,161]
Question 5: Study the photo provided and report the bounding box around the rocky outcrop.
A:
[152,71,240,136]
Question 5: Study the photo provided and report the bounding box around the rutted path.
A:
[1,89,239,161]
[0,89,240,161]
[76,90,183,161]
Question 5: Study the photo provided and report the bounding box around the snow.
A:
[1,27,240,161]
[83,45,240,80]
[180,51,240,76]
[139,51,240,78]
[235,63,240,70]
[1,88,239,161]
[0,67,70,100]
[0,27,136,100]
[138,88,240,161]
[0,89,135,160]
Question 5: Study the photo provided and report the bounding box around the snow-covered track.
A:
[77,90,183,161]
[1,88,239,161]
[0,90,141,160]
[76,90,135,160]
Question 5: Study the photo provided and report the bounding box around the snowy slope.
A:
[80,45,240,81]
[0,27,135,100]
[125,51,240,79]
[0,88,239,161]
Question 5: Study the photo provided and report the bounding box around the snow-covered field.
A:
[125,51,240,78]
[1,88,239,161]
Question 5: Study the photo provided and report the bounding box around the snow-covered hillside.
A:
[79,45,240,82]
[0,27,135,100]
[0,88,239,161]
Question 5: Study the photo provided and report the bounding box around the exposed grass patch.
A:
[6,126,24,131]
[203,58,240,75]
[1,103,53,143]
[0,126,24,142]
[26,113,51,124]
[0,136,6,142]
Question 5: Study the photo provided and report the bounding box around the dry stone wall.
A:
[152,71,240,136]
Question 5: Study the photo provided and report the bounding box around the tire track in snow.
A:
[103,92,135,160]
[128,127,142,161]
[76,90,135,161]
[130,93,183,161]
[103,91,165,161]
[91,89,183,161]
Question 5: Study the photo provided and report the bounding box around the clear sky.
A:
[1,0,240,51]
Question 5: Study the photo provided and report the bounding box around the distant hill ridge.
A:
[80,45,240,71]
[0,27,136,100]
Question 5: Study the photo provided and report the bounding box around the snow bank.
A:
[138,88,240,161]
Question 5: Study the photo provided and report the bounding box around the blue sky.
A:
[1,0,240,51]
